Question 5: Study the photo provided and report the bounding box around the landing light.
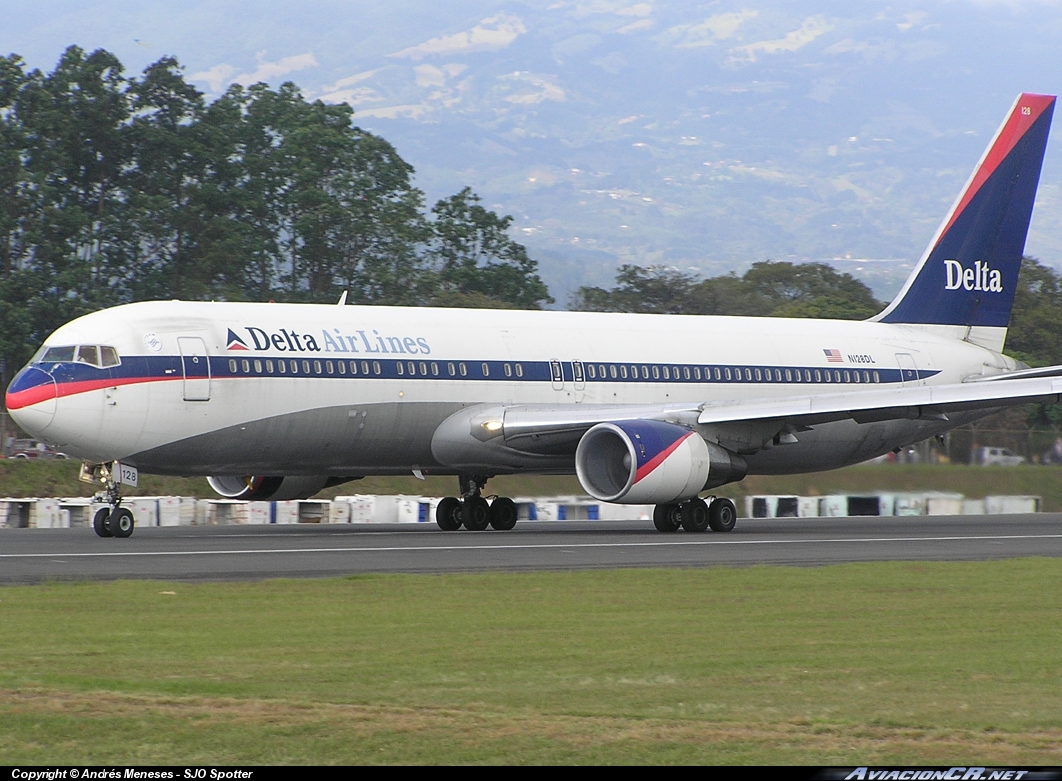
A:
[483,420,503,432]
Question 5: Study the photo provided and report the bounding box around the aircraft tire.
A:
[708,498,737,533]
[436,497,463,531]
[108,507,135,538]
[681,498,710,532]
[462,496,491,531]
[488,497,518,530]
[653,503,682,532]
[93,508,113,538]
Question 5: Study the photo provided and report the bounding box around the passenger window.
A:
[641,365,649,379]
[754,368,762,382]
[254,360,263,373]
[266,360,274,373]
[420,362,428,376]
[873,371,880,383]
[362,361,370,375]
[693,367,701,380]
[684,367,691,380]
[785,369,792,382]
[229,359,237,373]
[653,366,660,380]
[504,363,513,377]
[724,368,732,381]
[516,363,524,377]
[373,361,381,375]
[99,346,120,367]
[620,365,628,379]
[587,364,595,379]
[447,362,456,376]
[397,362,404,376]
[278,361,286,374]
[326,361,334,374]
[242,360,250,373]
[743,368,751,381]
[863,371,870,383]
[482,362,490,377]
[610,365,618,379]
[290,360,298,373]
[598,364,605,378]
[834,370,841,382]
[459,363,467,376]
[814,370,822,382]
[843,370,850,383]
[312,360,320,374]
[337,361,345,375]
[853,370,860,383]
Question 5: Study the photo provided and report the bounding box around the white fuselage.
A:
[9,301,1016,479]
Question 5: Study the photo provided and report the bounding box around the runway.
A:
[2,514,1062,584]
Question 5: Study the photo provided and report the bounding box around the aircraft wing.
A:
[475,370,1062,455]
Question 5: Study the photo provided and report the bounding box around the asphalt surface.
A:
[2,514,1062,584]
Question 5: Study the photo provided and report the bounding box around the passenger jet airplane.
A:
[6,93,1061,538]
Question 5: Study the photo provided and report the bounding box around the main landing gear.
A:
[84,462,135,539]
[653,497,737,534]
[436,474,519,531]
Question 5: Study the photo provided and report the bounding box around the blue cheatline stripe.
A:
[31,354,939,389]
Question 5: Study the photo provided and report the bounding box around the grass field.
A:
[4,460,1062,510]
[2,560,1061,764]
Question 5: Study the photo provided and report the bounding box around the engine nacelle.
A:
[207,475,332,501]
[575,420,746,504]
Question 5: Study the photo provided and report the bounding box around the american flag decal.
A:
[823,348,843,363]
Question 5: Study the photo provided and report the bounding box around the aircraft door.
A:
[571,360,585,402]
[550,360,564,391]
[178,337,211,401]
[895,353,921,386]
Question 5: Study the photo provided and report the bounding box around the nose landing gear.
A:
[83,462,136,539]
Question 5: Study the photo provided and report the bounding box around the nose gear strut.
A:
[81,462,135,538]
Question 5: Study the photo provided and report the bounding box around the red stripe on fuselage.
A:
[938,93,1055,243]
[633,432,693,484]
[4,375,179,410]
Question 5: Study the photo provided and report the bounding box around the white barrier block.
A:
[819,495,848,517]
[962,498,986,515]
[798,497,820,518]
[926,496,964,516]
[126,498,158,527]
[273,501,299,524]
[893,494,926,516]
[984,495,1041,514]
[328,500,351,524]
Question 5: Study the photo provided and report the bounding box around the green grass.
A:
[4,460,1062,509]
[2,561,1061,763]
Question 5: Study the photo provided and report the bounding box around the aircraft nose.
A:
[5,365,57,435]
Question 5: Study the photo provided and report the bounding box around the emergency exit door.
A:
[178,337,211,401]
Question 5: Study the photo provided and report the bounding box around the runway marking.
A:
[3,533,1062,559]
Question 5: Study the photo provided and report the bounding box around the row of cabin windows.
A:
[583,363,881,385]
[226,357,881,385]
[227,358,527,378]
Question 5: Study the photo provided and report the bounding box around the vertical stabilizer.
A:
[874,93,1055,339]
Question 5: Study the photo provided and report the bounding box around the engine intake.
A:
[207,475,343,501]
[575,420,746,504]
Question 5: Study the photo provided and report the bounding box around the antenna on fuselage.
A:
[337,291,348,306]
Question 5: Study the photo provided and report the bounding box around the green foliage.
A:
[573,260,883,319]
[0,47,549,392]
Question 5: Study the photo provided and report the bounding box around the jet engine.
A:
[207,475,349,501]
[575,420,746,504]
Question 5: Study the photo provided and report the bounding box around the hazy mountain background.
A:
[6,1,1062,304]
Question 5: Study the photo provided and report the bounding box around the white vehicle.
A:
[6,93,1061,538]
[979,447,1026,467]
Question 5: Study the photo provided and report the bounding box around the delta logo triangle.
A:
[226,329,250,351]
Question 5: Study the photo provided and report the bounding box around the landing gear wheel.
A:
[436,497,463,531]
[462,496,490,531]
[708,498,737,533]
[488,497,518,530]
[107,507,135,538]
[653,503,682,532]
[93,508,113,538]
[681,498,710,532]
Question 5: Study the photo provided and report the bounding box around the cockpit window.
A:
[38,345,120,368]
[100,346,119,367]
[77,345,99,366]
[42,346,76,363]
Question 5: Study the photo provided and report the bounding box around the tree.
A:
[573,260,882,319]
[430,187,552,309]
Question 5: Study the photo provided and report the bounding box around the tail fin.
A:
[874,93,1055,336]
